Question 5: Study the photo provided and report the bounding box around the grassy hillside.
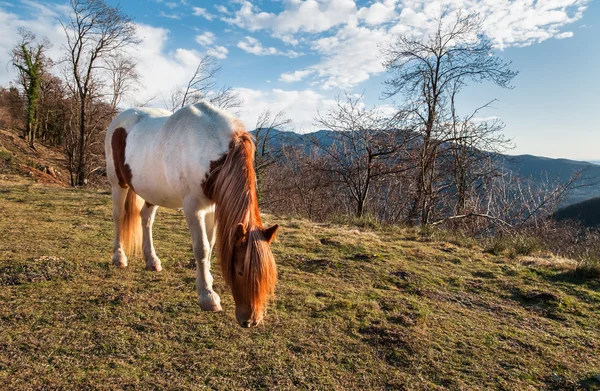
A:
[0,128,71,187]
[1,175,600,390]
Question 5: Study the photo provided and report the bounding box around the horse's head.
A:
[230,223,278,328]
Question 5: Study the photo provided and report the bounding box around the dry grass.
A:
[1,177,600,390]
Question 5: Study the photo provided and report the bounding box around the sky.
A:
[0,0,598,160]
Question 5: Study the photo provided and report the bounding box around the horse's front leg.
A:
[141,202,162,271]
[183,198,222,312]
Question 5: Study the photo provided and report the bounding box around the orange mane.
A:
[205,124,277,314]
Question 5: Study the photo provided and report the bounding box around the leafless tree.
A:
[37,73,69,146]
[253,109,292,198]
[105,54,139,111]
[0,84,25,131]
[166,55,242,112]
[262,146,340,220]
[444,86,513,217]
[60,0,139,185]
[382,10,517,225]
[311,94,411,218]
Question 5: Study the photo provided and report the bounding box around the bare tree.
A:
[262,146,340,220]
[166,55,242,112]
[382,11,517,225]
[37,73,69,146]
[106,54,139,111]
[253,109,292,198]
[0,85,24,130]
[60,0,139,185]
[311,94,410,218]
[11,28,52,147]
[444,85,513,217]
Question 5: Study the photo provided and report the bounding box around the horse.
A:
[104,101,279,328]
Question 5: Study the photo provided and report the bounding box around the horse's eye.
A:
[237,271,243,277]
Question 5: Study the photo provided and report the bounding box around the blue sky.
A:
[0,0,597,160]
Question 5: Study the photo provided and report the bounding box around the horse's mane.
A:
[207,124,276,312]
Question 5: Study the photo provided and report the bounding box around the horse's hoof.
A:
[145,256,163,271]
[199,291,222,312]
[145,264,163,272]
[200,301,223,312]
[112,252,128,268]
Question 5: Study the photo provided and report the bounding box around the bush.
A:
[331,214,381,230]
[485,234,543,258]
[575,256,600,279]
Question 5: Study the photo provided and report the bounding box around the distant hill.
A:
[252,128,600,207]
[498,154,600,206]
[553,197,600,227]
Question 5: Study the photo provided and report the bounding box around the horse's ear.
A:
[234,223,247,246]
[263,224,279,244]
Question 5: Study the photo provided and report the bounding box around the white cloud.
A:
[195,31,215,46]
[223,0,358,34]
[224,0,589,89]
[165,2,178,9]
[20,0,71,18]
[215,4,228,14]
[280,70,314,83]
[207,45,228,59]
[131,24,214,105]
[0,4,68,86]
[159,11,180,19]
[275,34,300,46]
[193,7,214,20]
[194,32,228,59]
[237,36,302,58]
[357,0,398,25]
[234,88,337,132]
[309,25,391,89]
[0,3,229,107]
[555,31,574,39]
[234,87,398,132]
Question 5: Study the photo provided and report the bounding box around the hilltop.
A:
[1,174,599,390]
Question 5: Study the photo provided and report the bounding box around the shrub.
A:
[485,234,543,258]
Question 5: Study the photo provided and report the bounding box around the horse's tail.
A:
[121,188,143,256]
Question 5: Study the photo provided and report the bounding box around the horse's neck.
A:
[212,133,262,230]
[216,172,261,228]
[213,133,261,285]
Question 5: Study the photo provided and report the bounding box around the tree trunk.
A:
[356,199,365,218]
[76,102,86,186]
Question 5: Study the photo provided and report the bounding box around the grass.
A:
[485,234,544,259]
[1,177,600,390]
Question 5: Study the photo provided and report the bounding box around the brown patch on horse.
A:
[111,127,134,189]
[201,153,227,201]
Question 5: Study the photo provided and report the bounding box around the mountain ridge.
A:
[252,128,600,207]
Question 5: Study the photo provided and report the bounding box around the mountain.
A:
[553,197,600,227]
[498,154,600,206]
[253,128,600,207]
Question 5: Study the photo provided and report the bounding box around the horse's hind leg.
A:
[183,197,222,312]
[141,202,162,272]
[111,186,129,267]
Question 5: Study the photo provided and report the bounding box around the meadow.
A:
[1,173,600,390]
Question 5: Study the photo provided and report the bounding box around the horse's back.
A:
[106,102,242,209]
[108,107,171,136]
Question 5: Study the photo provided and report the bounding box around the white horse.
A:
[104,101,278,328]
